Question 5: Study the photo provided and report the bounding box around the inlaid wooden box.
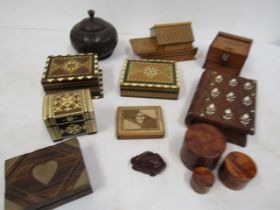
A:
[120,59,180,100]
[130,22,197,61]
[41,53,103,99]
[43,89,97,141]
[203,32,253,76]
[5,138,93,210]
[185,71,257,147]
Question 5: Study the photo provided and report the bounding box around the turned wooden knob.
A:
[190,167,215,194]
[218,151,257,190]
[180,123,226,170]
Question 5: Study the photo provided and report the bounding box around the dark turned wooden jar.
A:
[180,123,226,171]
[218,151,257,190]
[190,167,215,194]
[70,10,118,60]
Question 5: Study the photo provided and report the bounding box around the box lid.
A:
[41,54,99,84]
[120,59,180,90]
[151,22,194,46]
[187,71,256,135]
[43,89,94,127]
[212,32,253,56]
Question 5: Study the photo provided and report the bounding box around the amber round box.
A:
[218,151,257,190]
[180,123,226,170]
[190,167,215,194]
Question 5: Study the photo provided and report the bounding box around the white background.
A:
[0,0,280,210]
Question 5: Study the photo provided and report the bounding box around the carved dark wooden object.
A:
[131,151,166,176]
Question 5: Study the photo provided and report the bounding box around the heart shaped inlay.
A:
[32,160,58,185]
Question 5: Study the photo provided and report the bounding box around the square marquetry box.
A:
[185,71,257,147]
[5,138,93,210]
[203,32,253,76]
[43,89,97,142]
[120,59,180,100]
[41,53,103,99]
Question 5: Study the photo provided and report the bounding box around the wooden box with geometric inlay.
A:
[120,59,180,100]
[185,71,257,147]
[5,138,93,210]
[130,22,197,61]
[203,32,253,76]
[41,53,103,99]
[43,89,97,142]
[116,106,165,139]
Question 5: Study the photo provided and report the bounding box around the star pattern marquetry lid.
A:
[43,89,94,125]
[5,138,92,210]
[41,53,99,83]
[188,71,257,134]
[151,22,194,45]
[117,106,165,139]
[120,59,180,90]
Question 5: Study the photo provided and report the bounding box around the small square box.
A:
[5,138,93,210]
[117,106,165,139]
[203,32,253,76]
[43,89,97,141]
[120,59,180,100]
[41,53,103,99]
[185,71,257,147]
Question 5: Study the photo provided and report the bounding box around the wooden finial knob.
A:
[88,10,95,19]
[218,151,257,190]
[191,167,215,194]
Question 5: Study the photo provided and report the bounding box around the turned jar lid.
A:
[186,123,226,158]
[78,10,108,32]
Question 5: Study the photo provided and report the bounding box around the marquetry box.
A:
[203,32,253,76]
[116,106,165,139]
[120,59,180,100]
[41,53,103,99]
[130,22,197,61]
[5,138,93,210]
[43,89,97,142]
[185,71,257,147]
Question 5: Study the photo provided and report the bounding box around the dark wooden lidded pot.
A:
[190,167,215,194]
[70,10,118,60]
[180,123,226,170]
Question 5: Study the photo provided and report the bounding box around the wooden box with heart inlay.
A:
[117,106,165,139]
[203,32,253,76]
[120,59,180,100]
[41,53,103,99]
[185,70,257,147]
[5,138,93,210]
[43,88,97,142]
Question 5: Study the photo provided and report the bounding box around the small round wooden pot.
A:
[190,167,215,194]
[180,123,226,171]
[218,151,257,190]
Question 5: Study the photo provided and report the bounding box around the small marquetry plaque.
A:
[5,138,93,210]
[116,106,165,139]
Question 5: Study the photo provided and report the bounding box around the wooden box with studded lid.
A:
[203,32,253,76]
[41,53,103,99]
[43,89,97,142]
[120,59,180,100]
[185,71,257,147]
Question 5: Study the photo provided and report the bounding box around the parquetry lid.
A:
[41,53,99,84]
[120,59,180,90]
